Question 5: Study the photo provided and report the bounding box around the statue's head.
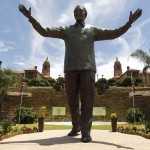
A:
[74,5,87,21]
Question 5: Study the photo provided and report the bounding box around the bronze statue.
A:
[18,4,142,142]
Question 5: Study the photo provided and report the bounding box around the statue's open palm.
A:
[18,4,31,18]
[129,8,142,24]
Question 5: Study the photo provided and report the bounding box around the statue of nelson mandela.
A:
[18,4,142,142]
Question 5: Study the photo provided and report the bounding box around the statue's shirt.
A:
[29,17,131,72]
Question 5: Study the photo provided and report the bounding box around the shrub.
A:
[0,119,12,135]
[29,78,40,86]
[12,107,38,124]
[114,80,122,86]
[121,77,131,87]
[56,77,65,83]
[96,78,108,85]
[38,81,46,87]
[145,121,150,133]
[23,78,29,83]
[45,81,51,86]
[53,85,62,91]
[126,108,145,123]
[108,78,116,86]
[55,82,64,88]
[48,78,56,84]
[135,77,142,85]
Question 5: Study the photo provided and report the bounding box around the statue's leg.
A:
[79,70,95,141]
[65,71,80,135]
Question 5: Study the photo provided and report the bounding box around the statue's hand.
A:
[129,8,142,24]
[18,4,31,18]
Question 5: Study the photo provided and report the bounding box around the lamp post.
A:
[131,72,136,124]
[101,74,105,95]
[97,74,99,81]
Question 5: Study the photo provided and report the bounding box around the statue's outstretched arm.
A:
[18,4,64,38]
[18,4,50,37]
[94,8,142,41]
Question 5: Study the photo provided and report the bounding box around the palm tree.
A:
[130,49,150,72]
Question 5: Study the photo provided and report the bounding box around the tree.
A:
[108,78,116,86]
[0,68,19,120]
[48,77,56,84]
[57,77,65,84]
[29,78,40,86]
[121,76,135,87]
[96,78,108,85]
[130,49,150,72]
[135,77,143,85]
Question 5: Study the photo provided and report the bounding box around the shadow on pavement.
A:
[0,135,133,149]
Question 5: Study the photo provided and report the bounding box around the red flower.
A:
[26,128,32,131]
[132,126,137,131]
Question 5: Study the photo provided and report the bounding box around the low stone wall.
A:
[2,87,150,121]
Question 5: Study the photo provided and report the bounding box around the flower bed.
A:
[21,125,38,134]
[0,130,23,141]
[0,125,38,141]
[117,125,150,139]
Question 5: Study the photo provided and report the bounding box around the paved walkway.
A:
[0,130,150,150]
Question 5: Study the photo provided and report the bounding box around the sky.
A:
[0,0,150,80]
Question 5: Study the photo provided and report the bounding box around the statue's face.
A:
[74,6,86,21]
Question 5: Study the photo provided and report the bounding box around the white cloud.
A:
[84,0,126,25]
[17,0,146,79]
[0,40,15,52]
[0,41,8,52]
[14,56,26,67]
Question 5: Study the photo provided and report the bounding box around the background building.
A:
[16,57,50,80]
[42,57,50,79]
[114,57,150,84]
[114,57,122,79]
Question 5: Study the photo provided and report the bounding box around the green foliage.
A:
[108,78,116,86]
[12,107,38,124]
[29,78,40,86]
[135,77,143,85]
[96,78,109,95]
[0,68,18,89]
[55,82,64,88]
[28,78,52,87]
[40,80,51,86]
[96,78,108,85]
[23,78,29,83]
[38,81,46,87]
[57,77,65,83]
[45,82,51,86]
[0,119,12,135]
[114,80,122,86]
[121,77,135,87]
[145,121,150,133]
[0,68,19,119]
[53,85,62,91]
[126,108,145,123]
[12,126,19,132]
[48,78,56,84]
[130,49,150,72]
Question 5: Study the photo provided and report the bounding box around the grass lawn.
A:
[16,123,129,131]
